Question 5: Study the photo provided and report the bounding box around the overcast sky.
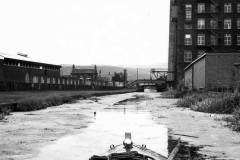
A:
[0,0,170,67]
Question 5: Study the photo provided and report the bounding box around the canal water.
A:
[31,93,168,160]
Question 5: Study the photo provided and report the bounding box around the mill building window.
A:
[224,3,232,13]
[237,19,240,29]
[237,34,240,45]
[238,4,240,13]
[184,34,192,45]
[184,51,192,63]
[197,34,205,46]
[210,4,217,13]
[197,50,205,58]
[197,3,205,13]
[224,19,231,29]
[185,4,192,20]
[224,34,232,45]
[184,24,192,29]
[210,35,218,46]
[197,18,205,29]
[210,19,218,29]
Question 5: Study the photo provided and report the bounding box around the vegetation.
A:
[176,91,240,132]
[223,109,240,132]
[176,92,240,113]
[161,89,187,98]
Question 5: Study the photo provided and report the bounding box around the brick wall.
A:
[0,60,4,81]
[206,53,240,89]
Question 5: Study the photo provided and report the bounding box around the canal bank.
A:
[0,89,135,118]
[0,92,240,160]
[149,97,240,159]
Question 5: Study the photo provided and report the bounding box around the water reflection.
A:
[32,100,168,160]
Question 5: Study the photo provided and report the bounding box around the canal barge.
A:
[89,133,180,160]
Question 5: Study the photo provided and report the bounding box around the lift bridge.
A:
[126,69,168,92]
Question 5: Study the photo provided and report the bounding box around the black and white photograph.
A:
[0,0,240,159]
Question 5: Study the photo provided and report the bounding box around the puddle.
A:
[144,89,157,93]
[114,95,152,105]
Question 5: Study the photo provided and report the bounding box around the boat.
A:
[89,132,180,160]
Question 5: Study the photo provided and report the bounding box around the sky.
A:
[0,0,170,67]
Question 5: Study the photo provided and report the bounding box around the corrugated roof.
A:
[0,52,61,66]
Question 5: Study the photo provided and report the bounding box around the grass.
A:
[161,89,187,98]
[176,91,240,132]
[176,92,240,114]
[223,108,240,132]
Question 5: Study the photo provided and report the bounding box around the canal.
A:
[1,92,240,160]
[30,93,168,160]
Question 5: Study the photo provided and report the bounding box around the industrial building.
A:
[0,52,91,91]
[71,65,127,88]
[71,65,98,86]
[0,52,128,91]
[0,53,127,91]
[184,53,240,91]
[111,69,128,87]
[168,0,240,87]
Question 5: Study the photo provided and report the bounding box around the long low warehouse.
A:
[184,53,240,91]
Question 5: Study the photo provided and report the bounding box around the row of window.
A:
[26,75,87,85]
[185,3,240,20]
[25,75,112,86]
[3,61,60,71]
[184,34,240,46]
[196,18,240,30]
[198,3,237,13]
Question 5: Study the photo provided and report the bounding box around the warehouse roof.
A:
[0,52,61,67]
[184,53,206,71]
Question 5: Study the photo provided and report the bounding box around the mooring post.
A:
[167,138,181,160]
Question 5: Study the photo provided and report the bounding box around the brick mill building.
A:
[168,0,240,89]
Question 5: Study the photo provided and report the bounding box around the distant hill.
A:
[60,65,167,81]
